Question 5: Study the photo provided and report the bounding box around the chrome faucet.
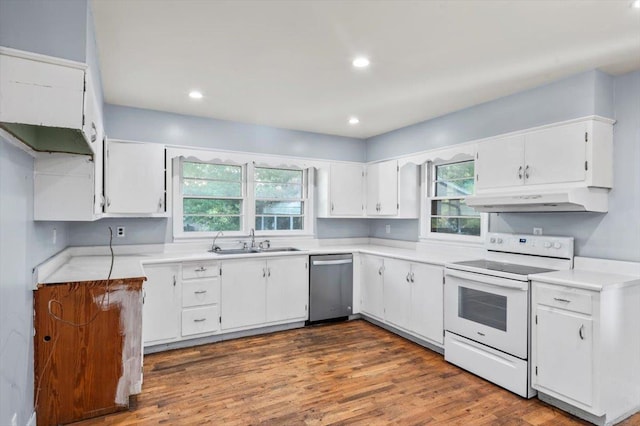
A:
[209,231,223,252]
[249,228,256,248]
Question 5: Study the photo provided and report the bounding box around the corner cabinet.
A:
[475,117,614,192]
[531,277,640,426]
[104,139,167,215]
[316,163,365,217]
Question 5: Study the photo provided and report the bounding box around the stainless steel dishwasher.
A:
[309,254,353,323]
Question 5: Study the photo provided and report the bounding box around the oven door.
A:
[445,268,529,359]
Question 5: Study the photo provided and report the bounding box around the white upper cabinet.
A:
[316,163,365,217]
[475,117,613,192]
[105,140,166,215]
[0,47,99,155]
[366,160,398,216]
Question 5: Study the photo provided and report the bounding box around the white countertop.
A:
[37,242,480,285]
[529,269,640,292]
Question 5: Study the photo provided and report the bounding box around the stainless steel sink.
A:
[210,247,300,255]
[258,247,301,252]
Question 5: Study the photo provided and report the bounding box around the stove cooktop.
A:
[451,259,556,276]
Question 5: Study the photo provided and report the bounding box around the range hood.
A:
[466,187,609,213]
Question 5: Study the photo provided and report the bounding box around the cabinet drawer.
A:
[182,261,219,280]
[182,279,220,308]
[181,306,219,336]
[535,283,593,315]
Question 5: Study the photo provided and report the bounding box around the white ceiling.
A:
[91,0,640,139]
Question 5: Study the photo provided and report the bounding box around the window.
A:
[181,161,243,232]
[254,167,304,231]
[429,160,480,236]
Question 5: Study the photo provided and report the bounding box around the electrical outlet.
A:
[52,227,57,244]
[116,226,126,238]
[533,227,543,235]
[385,224,391,234]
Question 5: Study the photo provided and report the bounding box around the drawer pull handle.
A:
[193,318,207,323]
[553,297,571,303]
[194,290,207,294]
[579,324,585,340]
[195,267,207,272]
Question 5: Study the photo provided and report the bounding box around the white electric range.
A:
[444,232,574,398]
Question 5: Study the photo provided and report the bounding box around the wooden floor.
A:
[74,320,640,425]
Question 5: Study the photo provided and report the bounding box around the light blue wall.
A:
[316,219,370,239]
[0,0,87,62]
[105,105,365,162]
[365,70,640,262]
[0,138,70,426]
[67,104,368,245]
[492,71,640,261]
[366,70,614,162]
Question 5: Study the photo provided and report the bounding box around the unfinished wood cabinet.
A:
[34,278,144,426]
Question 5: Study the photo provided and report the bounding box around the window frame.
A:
[173,157,314,240]
[252,165,307,233]
[420,157,487,243]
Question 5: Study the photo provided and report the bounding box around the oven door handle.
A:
[445,269,529,291]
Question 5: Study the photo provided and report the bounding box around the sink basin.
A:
[210,247,300,255]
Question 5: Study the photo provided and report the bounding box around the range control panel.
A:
[486,232,574,259]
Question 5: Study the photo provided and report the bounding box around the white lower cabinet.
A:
[360,254,385,320]
[532,279,640,425]
[383,258,444,345]
[181,260,220,337]
[221,255,309,332]
[220,259,267,331]
[266,256,308,323]
[142,263,181,345]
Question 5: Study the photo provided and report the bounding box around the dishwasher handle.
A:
[312,259,353,266]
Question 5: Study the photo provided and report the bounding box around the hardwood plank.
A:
[72,320,640,425]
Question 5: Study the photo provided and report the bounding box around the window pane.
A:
[256,200,302,215]
[431,217,480,235]
[255,216,275,231]
[255,168,302,184]
[435,178,474,197]
[431,199,476,216]
[183,215,241,232]
[183,179,242,197]
[436,161,474,180]
[184,198,241,215]
[183,162,241,181]
[255,182,302,199]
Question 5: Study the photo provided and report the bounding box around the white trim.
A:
[0,46,87,69]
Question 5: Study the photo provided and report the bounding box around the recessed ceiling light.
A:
[352,57,370,68]
[632,0,640,8]
[349,117,360,125]
[189,90,203,99]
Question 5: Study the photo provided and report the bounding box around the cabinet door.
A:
[377,161,399,215]
[330,163,364,215]
[266,256,308,323]
[534,306,593,406]
[220,259,267,330]
[105,140,165,214]
[360,255,385,320]
[366,163,381,215]
[475,135,525,190]
[143,264,180,344]
[524,122,586,185]
[383,258,412,330]
[411,263,444,344]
